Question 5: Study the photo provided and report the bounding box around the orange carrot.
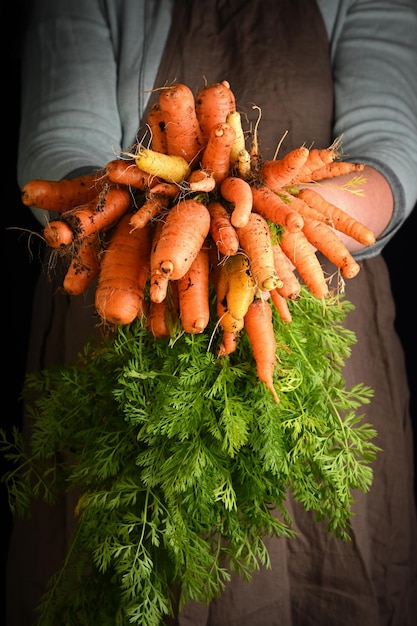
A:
[147,280,180,337]
[269,289,292,323]
[251,185,304,232]
[220,176,253,228]
[146,102,167,154]
[208,200,240,257]
[95,215,152,324]
[106,159,157,189]
[146,299,171,338]
[63,233,101,295]
[297,188,376,246]
[148,182,180,199]
[187,168,216,193]
[217,330,238,357]
[177,245,210,334]
[65,187,132,239]
[200,122,236,185]
[279,228,329,299]
[158,83,205,164]
[291,146,338,183]
[278,190,333,225]
[244,298,279,403]
[150,198,211,293]
[236,212,281,292]
[195,80,236,143]
[272,244,301,300]
[303,161,365,183]
[43,219,74,248]
[149,221,170,304]
[260,147,310,190]
[21,173,102,213]
[129,194,170,230]
[301,217,361,279]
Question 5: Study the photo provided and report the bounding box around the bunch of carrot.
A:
[21,80,376,403]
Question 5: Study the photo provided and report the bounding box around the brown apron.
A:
[7,1,417,625]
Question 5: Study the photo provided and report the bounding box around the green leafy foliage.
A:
[1,288,378,625]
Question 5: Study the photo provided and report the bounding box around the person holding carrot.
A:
[7,0,417,625]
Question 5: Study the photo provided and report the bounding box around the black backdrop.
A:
[1,2,416,622]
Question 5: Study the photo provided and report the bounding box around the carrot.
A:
[129,194,170,230]
[222,253,257,322]
[244,298,279,403]
[214,257,246,334]
[158,83,205,164]
[278,190,333,225]
[146,299,171,338]
[269,289,292,323]
[149,221,170,303]
[21,173,102,213]
[146,102,167,154]
[134,147,191,183]
[95,215,152,324]
[303,161,365,183]
[220,176,253,228]
[63,233,100,296]
[147,280,180,337]
[177,245,210,334]
[251,185,304,232]
[226,110,246,168]
[260,147,310,190]
[291,146,338,183]
[217,330,238,357]
[200,122,236,185]
[301,217,361,279]
[43,219,74,248]
[279,228,329,299]
[208,200,240,257]
[148,182,180,199]
[150,198,211,292]
[236,212,281,292]
[195,80,236,143]
[187,168,216,193]
[216,298,245,334]
[297,188,376,246]
[64,187,132,239]
[219,311,245,333]
[272,244,301,301]
[106,159,157,189]
[236,149,251,180]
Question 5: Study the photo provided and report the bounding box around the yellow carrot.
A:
[134,147,191,183]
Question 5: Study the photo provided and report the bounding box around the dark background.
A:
[1,2,416,622]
